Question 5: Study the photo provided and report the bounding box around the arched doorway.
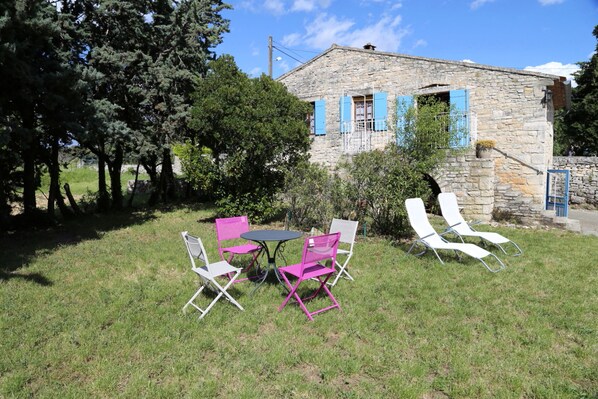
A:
[423,174,442,214]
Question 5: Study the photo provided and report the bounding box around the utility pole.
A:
[268,36,273,78]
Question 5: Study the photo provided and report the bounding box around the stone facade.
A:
[433,154,495,221]
[553,156,598,208]
[278,45,565,222]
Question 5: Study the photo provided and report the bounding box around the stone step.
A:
[540,210,581,233]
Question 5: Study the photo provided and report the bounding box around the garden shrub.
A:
[283,161,334,230]
[340,144,432,238]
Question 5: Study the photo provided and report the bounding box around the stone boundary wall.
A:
[553,156,598,207]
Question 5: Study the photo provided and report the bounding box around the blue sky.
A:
[216,0,598,83]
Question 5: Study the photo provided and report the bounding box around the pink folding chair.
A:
[215,216,261,282]
[278,232,342,321]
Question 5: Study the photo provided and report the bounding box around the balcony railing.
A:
[340,120,394,154]
[340,111,476,154]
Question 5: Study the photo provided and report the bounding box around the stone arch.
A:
[423,174,442,214]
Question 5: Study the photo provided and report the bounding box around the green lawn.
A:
[1,205,596,398]
[39,164,150,197]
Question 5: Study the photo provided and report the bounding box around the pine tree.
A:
[561,25,598,156]
[0,0,83,224]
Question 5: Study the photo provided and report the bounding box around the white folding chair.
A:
[181,231,244,319]
[405,198,506,273]
[438,192,522,256]
[327,218,358,286]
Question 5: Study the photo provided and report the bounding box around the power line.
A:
[272,46,306,65]
[273,41,319,56]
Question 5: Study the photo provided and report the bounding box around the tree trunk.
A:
[127,162,141,208]
[47,135,73,220]
[97,153,110,212]
[64,183,82,215]
[21,107,37,217]
[143,156,160,206]
[108,144,124,210]
[159,147,176,202]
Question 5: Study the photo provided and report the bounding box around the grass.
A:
[38,164,150,198]
[1,204,597,398]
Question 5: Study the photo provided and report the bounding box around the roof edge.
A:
[277,44,565,81]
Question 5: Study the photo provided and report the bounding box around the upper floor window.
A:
[354,95,374,131]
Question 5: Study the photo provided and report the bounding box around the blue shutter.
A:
[449,89,469,148]
[314,100,326,136]
[339,96,352,133]
[396,95,414,146]
[374,92,388,131]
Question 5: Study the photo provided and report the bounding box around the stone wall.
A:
[553,156,598,207]
[279,45,558,221]
[433,152,495,222]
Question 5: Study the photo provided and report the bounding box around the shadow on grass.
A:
[0,270,53,286]
[0,201,213,281]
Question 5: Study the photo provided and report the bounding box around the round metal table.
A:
[241,229,302,290]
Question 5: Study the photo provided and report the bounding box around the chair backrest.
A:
[329,218,358,246]
[405,198,440,242]
[215,216,251,243]
[298,232,340,277]
[438,192,466,227]
[181,231,210,274]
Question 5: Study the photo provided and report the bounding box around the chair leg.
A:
[478,253,506,273]
[279,272,341,321]
[183,285,206,314]
[211,272,244,311]
[278,272,300,311]
[199,292,224,319]
[328,256,354,287]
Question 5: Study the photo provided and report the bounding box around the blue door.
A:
[545,169,570,217]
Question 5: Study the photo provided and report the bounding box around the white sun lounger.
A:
[405,198,506,273]
[438,192,522,256]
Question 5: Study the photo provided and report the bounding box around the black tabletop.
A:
[241,230,302,242]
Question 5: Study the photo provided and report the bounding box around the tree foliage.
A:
[0,0,231,227]
[557,25,598,156]
[0,0,83,226]
[189,55,311,222]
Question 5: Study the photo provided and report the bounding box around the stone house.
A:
[277,44,569,223]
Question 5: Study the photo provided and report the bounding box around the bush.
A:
[173,143,218,200]
[216,191,282,224]
[283,161,334,230]
[341,144,432,238]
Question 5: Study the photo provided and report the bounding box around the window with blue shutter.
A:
[449,89,470,148]
[314,100,326,135]
[339,96,352,133]
[374,92,388,131]
[396,95,414,146]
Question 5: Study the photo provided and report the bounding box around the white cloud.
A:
[524,61,579,86]
[275,59,291,73]
[251,42,260,57]
[462,59,476,63]
[281,33,303,47]
[470,0,495,10]
[538,0,564,5]
[391,1,403,10]
[302,14,356,49]
[264,0,285,15]
[249,67,262,78]
[299,13,408,52]
[291,0,332,12]
[413,39,427,49]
